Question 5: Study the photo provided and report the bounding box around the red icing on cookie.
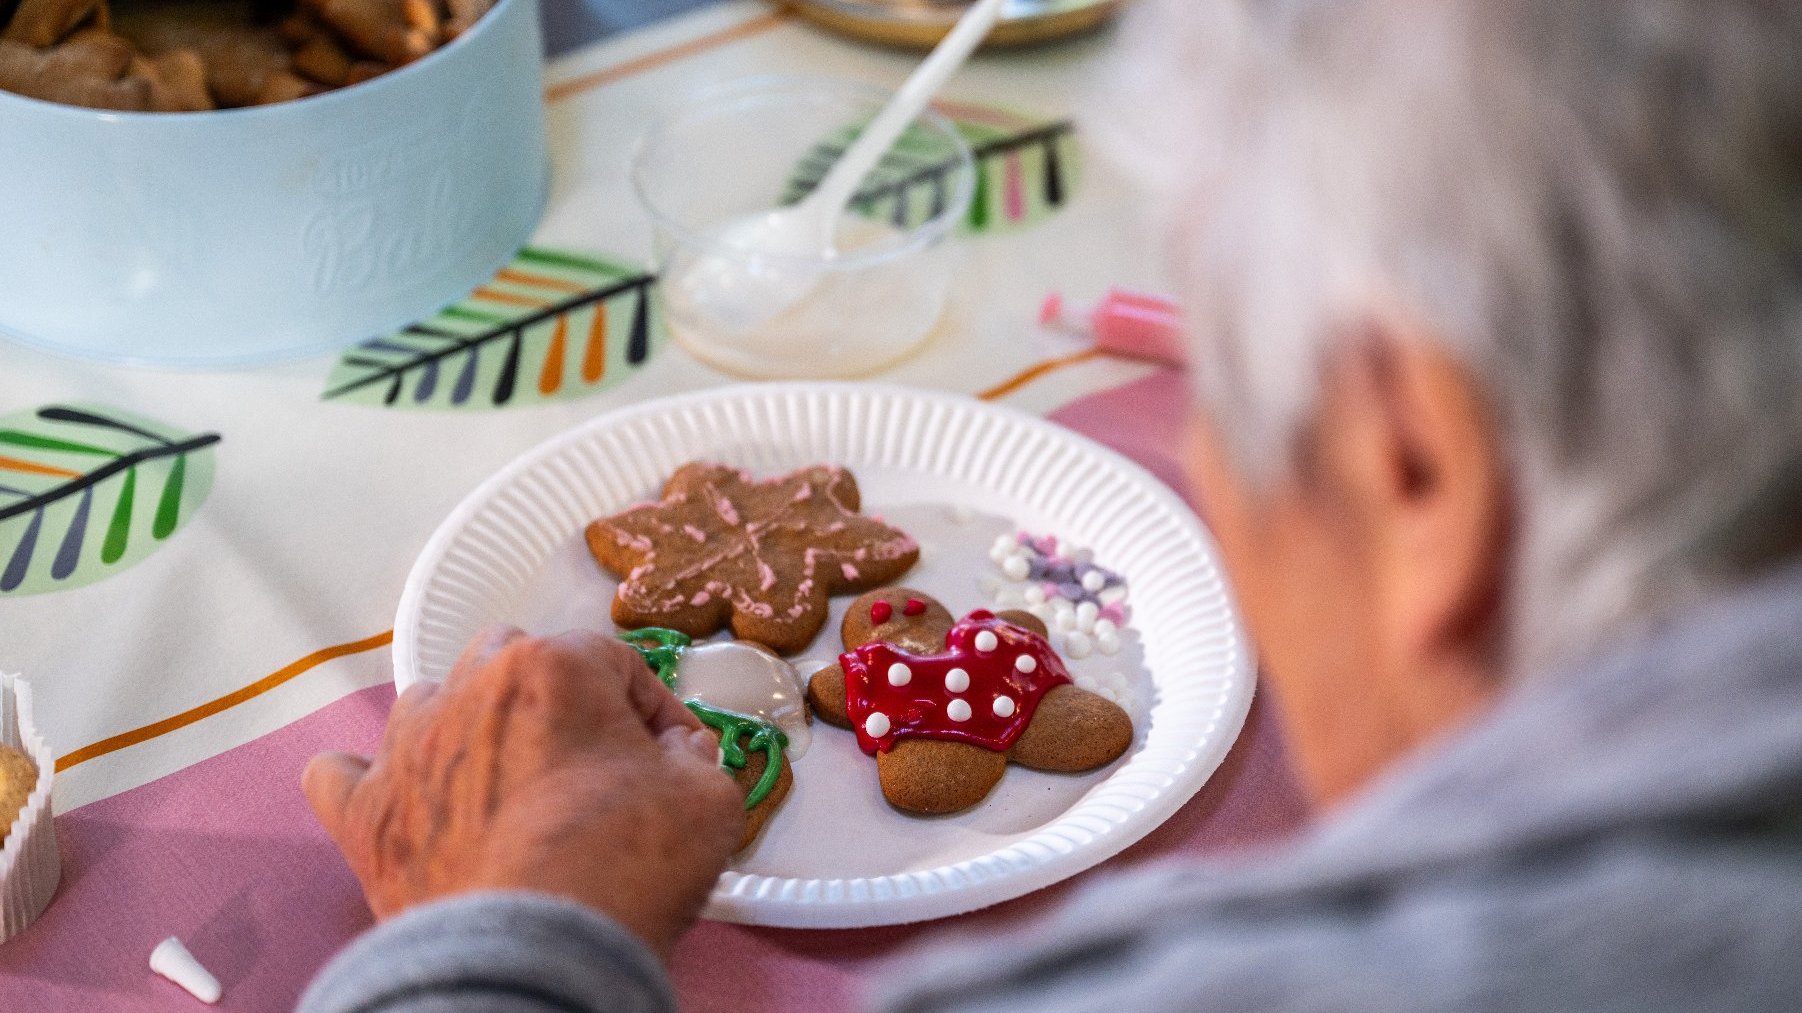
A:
[902,597,927,617]
[840,611,1072,755]
[869,600,893,624]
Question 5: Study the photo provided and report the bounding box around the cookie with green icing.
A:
[623,628,806,851]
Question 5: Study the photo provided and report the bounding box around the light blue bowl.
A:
[0,0,548,368]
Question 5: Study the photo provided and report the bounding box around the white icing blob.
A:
[1014,654,1037,673]
[946,698,972,722]
[974,630,999,653]
[887,662,913,687]
[672,641,813,759]
[864,712,892,738]
[992,695,1016,718]
[944,667,970,692]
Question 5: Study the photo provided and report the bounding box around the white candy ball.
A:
[1024,584,1047,605]
[991,533,1016,555]
[1029,603,1056,622]
[1064,630,1094,659]
[1099,586,1128,605]
[1098,630,1122,655]
[1056,609,1077,631]
[1002,555,1031,580]
[1080,570,1106,593]
[1093,618,1119,639]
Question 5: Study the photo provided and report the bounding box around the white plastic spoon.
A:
[672,0,1010,333]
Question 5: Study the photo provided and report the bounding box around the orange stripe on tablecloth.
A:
[0,454,80,479]
[56,630,395,772]
[976,347,1108,401]
[494,268,588,293]
[539,316,569,395]
[472,287,549,308]
[544,10,792,103]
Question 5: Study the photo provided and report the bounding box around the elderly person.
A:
[299,0,1802,1009]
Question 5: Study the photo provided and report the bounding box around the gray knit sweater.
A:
[301,562,1802,1012]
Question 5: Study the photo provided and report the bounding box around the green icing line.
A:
[620,627,690,687]
[621,628,791,810]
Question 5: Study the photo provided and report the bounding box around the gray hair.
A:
[1098,0,1802,675]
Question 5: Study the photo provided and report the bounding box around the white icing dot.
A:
[863,712,891,738]
[1023,584,1047,605]
[1081,570,1106,593]
[992,695,1017,718]
[946,698,972,722]
[1015,654,1037,673]
[974,630,999,653]
[1093,618,1119,639]
[1002,556,1031,580]
[1098,630,1122,655]
[944,667,970,692]
[887,662,913,687]
[1065,630,1094,659]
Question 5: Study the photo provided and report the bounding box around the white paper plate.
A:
[394,382,1253,928]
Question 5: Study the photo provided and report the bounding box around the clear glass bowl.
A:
[631,76,975,379]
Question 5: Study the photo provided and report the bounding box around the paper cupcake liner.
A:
[0,674,60,942]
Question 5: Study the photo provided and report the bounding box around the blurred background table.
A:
[0,2,1307,1008]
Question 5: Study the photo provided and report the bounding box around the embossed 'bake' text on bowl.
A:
[0,0,548,367]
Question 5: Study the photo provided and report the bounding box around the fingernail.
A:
[690,728,719,762]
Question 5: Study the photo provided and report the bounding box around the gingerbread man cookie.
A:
[587,463,919,655]
[806,588,1134,814]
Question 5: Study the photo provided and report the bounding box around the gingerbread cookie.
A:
[807,588,1134,814]
[623,629,805,851]
[588,463,919,655]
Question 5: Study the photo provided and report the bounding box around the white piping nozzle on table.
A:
[150,936,223,1004]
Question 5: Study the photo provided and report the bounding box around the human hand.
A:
[303,626,745,960]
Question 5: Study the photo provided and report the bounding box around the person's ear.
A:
[1322,320,1508,676]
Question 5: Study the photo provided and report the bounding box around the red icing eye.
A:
[902,598,927,617]
[870,600,893,624]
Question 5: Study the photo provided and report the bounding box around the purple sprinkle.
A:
[1046,561,1076,583]
[1026,557,1048,580]
[1058,581,1086,600]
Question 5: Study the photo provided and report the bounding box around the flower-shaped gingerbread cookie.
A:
[587,463,919,654]
[806,588,1134,814]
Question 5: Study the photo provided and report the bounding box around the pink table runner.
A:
[0,372,1308,1010]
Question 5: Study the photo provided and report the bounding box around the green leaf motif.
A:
[0,404,220,596]
[322,246,666,411]
[782,100,1079,236]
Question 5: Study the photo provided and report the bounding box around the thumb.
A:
[303,751,370,846]
[658,725,723,771]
